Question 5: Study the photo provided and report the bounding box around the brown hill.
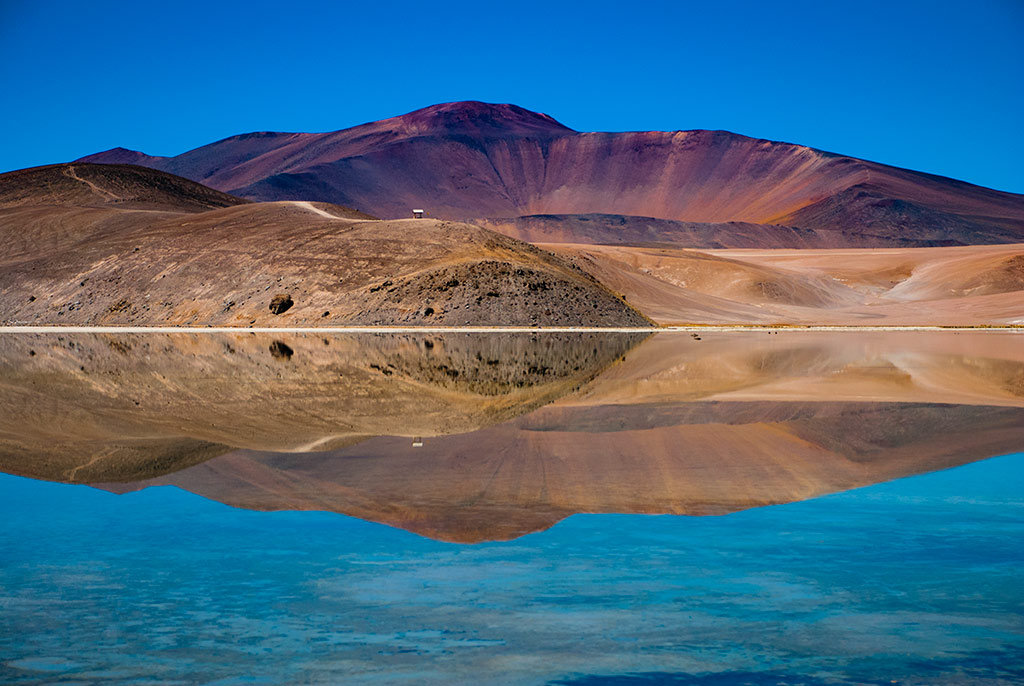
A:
[78,101,1024,248]
[0,163,251,267]
[0,162,247,211]
[0,164,648,327]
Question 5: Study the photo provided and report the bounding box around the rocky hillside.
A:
[0,163,649,327]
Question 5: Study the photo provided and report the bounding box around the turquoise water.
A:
[2,454,1022,685]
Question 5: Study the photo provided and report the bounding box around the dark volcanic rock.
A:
[269,294,293,315]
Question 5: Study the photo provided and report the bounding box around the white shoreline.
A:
[0,325,1021,334]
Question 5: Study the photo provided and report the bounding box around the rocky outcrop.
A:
[269,294,293,315]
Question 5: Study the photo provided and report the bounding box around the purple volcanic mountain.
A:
[79,101,1024,248]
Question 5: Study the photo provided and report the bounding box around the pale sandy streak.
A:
[0,325,1021,334]
[291,200,342,220]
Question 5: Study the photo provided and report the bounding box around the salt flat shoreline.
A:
[0,325,1021,334]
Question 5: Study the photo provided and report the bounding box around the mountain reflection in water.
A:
[1,330,1022,542]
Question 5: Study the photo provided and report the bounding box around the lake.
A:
[1,330,1022,684]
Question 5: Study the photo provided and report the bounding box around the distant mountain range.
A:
[79,101,1024,248]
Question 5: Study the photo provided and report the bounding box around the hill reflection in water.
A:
[1,330,1022,542]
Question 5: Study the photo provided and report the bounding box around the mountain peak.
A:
[77,147,157,165]
[388,101,574,137]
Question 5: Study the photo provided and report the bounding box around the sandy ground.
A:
[546,242,1024,326]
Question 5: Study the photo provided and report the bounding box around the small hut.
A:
[412,209,425,219]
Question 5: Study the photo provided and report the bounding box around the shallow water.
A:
[0,331,1022,684]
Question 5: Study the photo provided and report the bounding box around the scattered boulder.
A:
[269,294,293,315]
[107,298,131,313]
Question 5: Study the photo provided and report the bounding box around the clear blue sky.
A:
[1,0,1022,192]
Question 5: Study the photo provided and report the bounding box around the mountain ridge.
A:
[77,101,1024,248]
[0,162,248,212]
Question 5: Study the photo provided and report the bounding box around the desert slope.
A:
[549,242,1024,325]
[0,162,248,211]
[0,164,648,327]
[0,163,251,263]
[79,101,1024,247]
